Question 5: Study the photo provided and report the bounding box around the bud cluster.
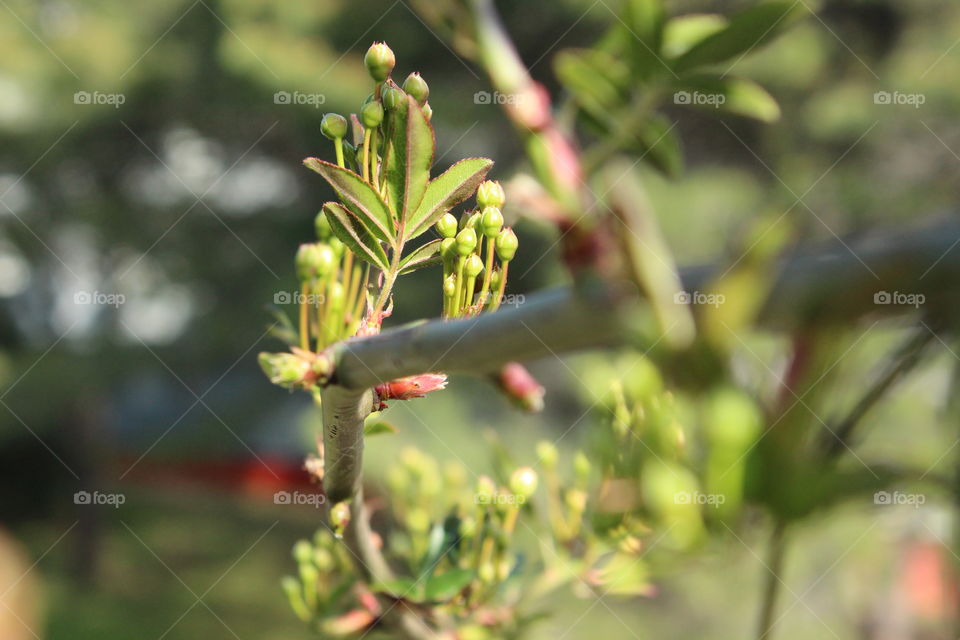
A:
[438,180,519,318]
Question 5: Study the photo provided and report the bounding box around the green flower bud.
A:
[565,488,587,513]
[382,85,405,110]
[328,236,344,258]
[443,274,457,298]
[495,227,518,262]
[292,539,313,565]
[465,253,484,278]
[421,102,433,121]
[573,452,591,486]
[441,238,457,270]
[320,113,348,140]
[509,467,538,500]
[329,501,351,535]
[490,268,502,291]
[314,210,332,240]
[475,475,496,505]
[360,100,384,128]
[364,42,395,82]
[258,352,310,388]
[436,213,458,238]
[480,206,504,238]
[456,228,478,256]
[536,441,558,470]
[476,180,505,209]
[402,72,429,105]
[295,243,336,281]
[459,516,477,538]
[313,547,334,572]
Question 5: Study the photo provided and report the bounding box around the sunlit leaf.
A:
[321,202,389,271]
[662,14,728,58]
[674,74,781,122]
[385,94,434,228]
[405,158,493,240]
[554,48,630,121]
[304,158,395,244]
[423,569,474,602]
[398,239,443,274]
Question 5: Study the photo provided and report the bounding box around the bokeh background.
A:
[1,0,959,638]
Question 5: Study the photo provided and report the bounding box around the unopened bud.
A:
[329,501,351,535]
[421,102,433,121]
[320,113,348,140]
[314,210,332,240]
[382,85,405,110]
[456,228,478,256]
[364,42,395,82]
[476,180,505,209]
[436,213,458,238]
[495,227,518,262]
[480,206,504,238]
[465,253,484,278]
[293,539,313,565]
[258,352,310,388]
[296,243,336,281]
[443,274,457,298]
[509,467,538,500]
[402,72,429,105]
[360,101,384,128]
[536,441,558,470]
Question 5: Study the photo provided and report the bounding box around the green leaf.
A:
[663,14,728,58]
[372,578,425,602]
[622,0,667,80]
[423,569,474,602]
[554,49,630,123]
[398,239,443,274]
[674,74,781,122]
[363,419,399,436]
[672,2,808,74]
[385,94,435,228]
[629,114,683,178]
[304,158,395,244]
[405,158,493,240]
[321,202,389,271]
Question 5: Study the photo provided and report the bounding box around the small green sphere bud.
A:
[536,441,558,470]
[436,213,458,239]
[490,268,502,291]
[328,236,344,258]
[440,238,457,269]
[480,206,504,238]
[364,42,395,82]
[465,253,484,278]
[292,540,313,565]
[295,243,336,281]
[402,72,430,104]
[314,210,332,240]
[360,101,384,128]
[456,228,478,256]
[443,274,457,298]
[421,102,433,121]
[495,227,518,262]
[320,113,348,140]
[313,547,334,572]
[459,516,477,538]
[382,85,405,110]
[476,180,505,209]
[329,501,351,532]
[475,475,496,505]
[509,467,538,500]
